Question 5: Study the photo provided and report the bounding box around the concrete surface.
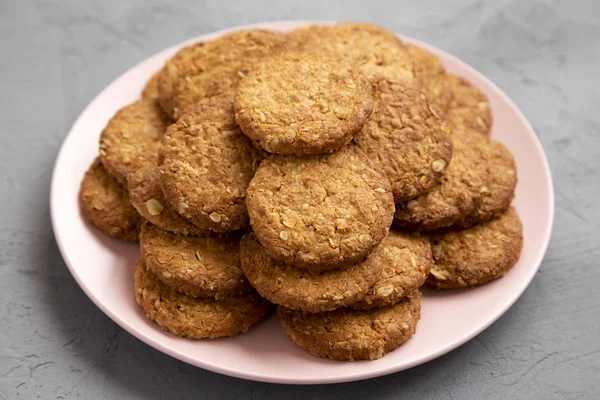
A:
[1,0,599,399]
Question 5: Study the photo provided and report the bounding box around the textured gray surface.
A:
[0,0,599,398]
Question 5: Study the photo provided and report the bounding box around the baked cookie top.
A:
[127,148,205,236]
[246,144,394,270]
[79,158,142,242]
[393,136,489,231]
[240,232,384,313]
[99,99,172,184]
[352,230,432,310]
[427,207,523,289]
[278,291,421,361]
[134,257,270,339]
[140,222,251,298]
[156,29,287,118]
[446,74,492,135]
[354,80,453,202]
[234,52,374,155]
[159,97,263,232]
[141,71,161,100]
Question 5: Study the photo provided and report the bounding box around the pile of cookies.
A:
[79,23,523,361]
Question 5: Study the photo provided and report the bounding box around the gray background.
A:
[1,0,598,398]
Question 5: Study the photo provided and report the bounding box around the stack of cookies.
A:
[79,23,523,361]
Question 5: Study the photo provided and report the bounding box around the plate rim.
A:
[50,20,555,385]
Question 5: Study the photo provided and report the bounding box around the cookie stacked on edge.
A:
[78,22,523,361]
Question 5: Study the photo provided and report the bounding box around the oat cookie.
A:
[288,23,420,87]
[278,292,421,361]
[234,52,374,155]
[427,207,523,289]
[128,149,205,235]
[79,158,142,241]
[246,145,394,270]
[352,231,432,310]
[157,30,287,118]
[140,222,251,298]
[354,80,453,202]
[240,232,383,313]
[99,99,172,184]
[141,71,161,99]
[446,75,492,135]
[159,97,263,232]
[393,136,489,231]
[134,257,270,338]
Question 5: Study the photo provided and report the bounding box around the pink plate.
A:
[50,21,554,384]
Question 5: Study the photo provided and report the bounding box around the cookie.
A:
[127,149,205,236]
[278,292,421,361]
[140,222,252,298]
[456,133,517,228]
[288,23,420,88]
[354,79,453,202]
[234,52,374,155]
[393,136,488,231]
[141,71,160,100]
[239,232,383,313]
[99,99,172,184]
[406,44,454,115]
[157,29,287,118]
[351,231,432,310]
[427,207,523,289]
[446,75,492,135]
[159,96,263,232]
[246,145,394,270]
[79,158,142,241]
[134,257,270,338]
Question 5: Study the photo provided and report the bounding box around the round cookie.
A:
[427,207,523,289]
[159,97,263,232]
[140,222,252,298]
[446,74,492,135]
[288,23,420,88]
[352,231,432,310]
[278,292,421,361]
[234,52,374,155]
[354,79,453,202]
[456,133,517,228]
[156,29,287,118]
[246,145,394,270]
[99,99,172,184]
[393,136,489,231]
[239,232,384,313]
[79,158,142,241]
[127,149,205,236]
[141,71,161,99]
[134,257,270,338]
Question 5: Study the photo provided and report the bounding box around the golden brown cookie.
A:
[234,52,374,155]
[446,74,492,135]
[278,292,421,361]
[127,149,205,235]
[455,132,517,228]
[427,207,523,289]
[157,29,287,118]
[246,145,394,270]
[134,257,270,339]
[351,231,432,310]
[140,223,252,298]
[354,79,453,202]
[99,99,172,184]
[159,97,263,232]
[288,23,420,87]
[141,71,161,99]
[79,158,142,241]
[239,232,384,313]
[393,136,489,231]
